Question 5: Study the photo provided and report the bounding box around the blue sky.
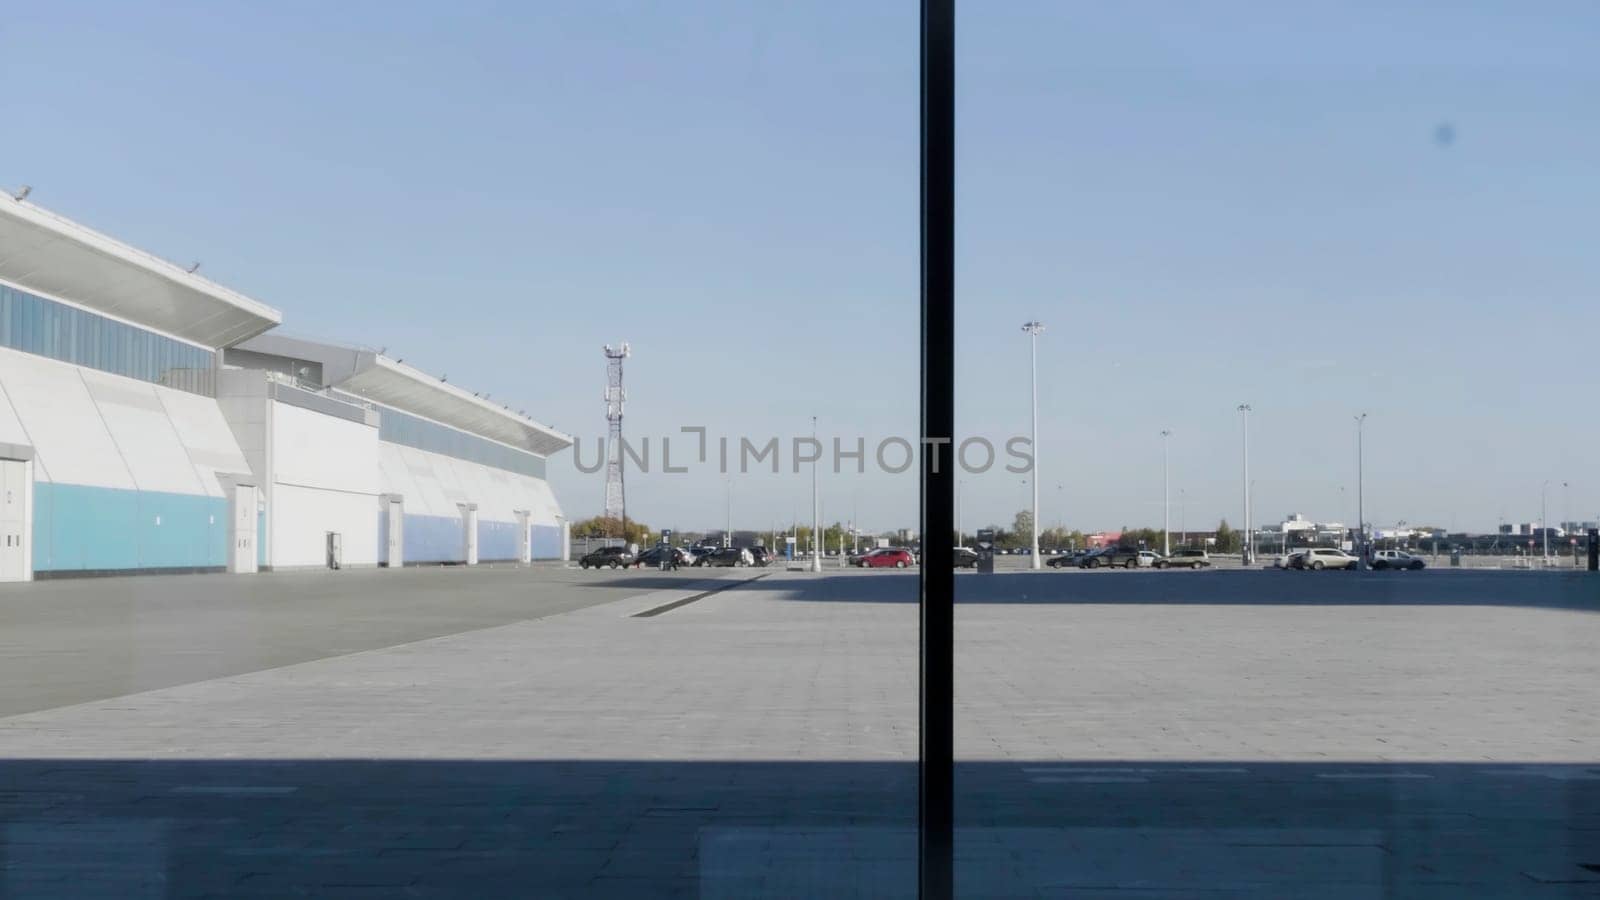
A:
[4,1,1598,535]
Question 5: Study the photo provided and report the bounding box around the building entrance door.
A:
[227,482,257,574]
[385,497,403,567]
[515,510,530,564]
[0,458,29,582]
[460,503,479,565]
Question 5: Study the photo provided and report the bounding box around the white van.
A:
[1294,548,1358,570]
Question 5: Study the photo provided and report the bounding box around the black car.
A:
[953,547,979,568]
[1046,550,1085,568]
[1079,546,1141,569]
[634,546,690,569]
[578,546,634,569]
[697,547,753,567]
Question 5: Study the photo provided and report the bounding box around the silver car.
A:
[1294,547,1358,570]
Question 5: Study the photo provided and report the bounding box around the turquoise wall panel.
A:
[531,524,561,559]
[137,491,226,569]
[33,482,225,572]
[479,520,517,561]
[403,513,464,564]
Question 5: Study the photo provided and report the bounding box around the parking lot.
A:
[0,565,1595,897]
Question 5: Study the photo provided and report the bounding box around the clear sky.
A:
[5,1,1598,536]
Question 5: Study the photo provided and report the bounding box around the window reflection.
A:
[0,283,216,396]
[377,406,547,478]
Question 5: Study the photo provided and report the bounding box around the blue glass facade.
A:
[0,282,216,396]
[378,407,546,478]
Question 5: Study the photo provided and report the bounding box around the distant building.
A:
[1085,531,1122,548]
[1263,513,1347,548]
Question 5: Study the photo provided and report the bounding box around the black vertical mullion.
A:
[919,0,955,898]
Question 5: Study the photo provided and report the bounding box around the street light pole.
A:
[725,478,732,548]
[1355,413,1367,569]
[1180,488,1186,546]
[956,479,963,548]
[1023,322,1045,569]
[811,416,822,573]
[1237,404,1251,565]
[1542,480,1550,561]
[1161,429,1172,556]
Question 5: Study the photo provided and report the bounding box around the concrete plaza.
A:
[0,566,1596,897]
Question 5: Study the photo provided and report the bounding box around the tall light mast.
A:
[603,343,631,537]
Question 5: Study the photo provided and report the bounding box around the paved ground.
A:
[0,566,1596,897]
[0,564,747,718]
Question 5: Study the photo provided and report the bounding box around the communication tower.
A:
[603,343,630,530]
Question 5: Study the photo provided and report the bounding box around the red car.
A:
[857,548,914,568]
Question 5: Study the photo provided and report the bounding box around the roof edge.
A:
[1,195,283,327]
[368,354,574,450]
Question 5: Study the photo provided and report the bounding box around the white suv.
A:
[1372,550,1426,570]
[1293,548,1358,570]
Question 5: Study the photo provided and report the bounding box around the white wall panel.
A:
[394,445,453,516]
[476,467,519,521]
[80,370,206,496]
[431,452,470,510]
[449,457,513,521]
[376,442,421,505]
[270,482,379,568]
[0,348,134,489]
[0,356,32,451]
[272,401,378,495]
[527,477,563,525]
[159,389,252,497]
[377,439,562,527]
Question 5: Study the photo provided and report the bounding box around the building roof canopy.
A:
[0,197,281,349]
[234,334,572,457]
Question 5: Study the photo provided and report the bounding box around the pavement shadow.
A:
[723,570,1600,612]
[1,757,1595,898]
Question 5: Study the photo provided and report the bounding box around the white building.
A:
[1263,513,1347,546]
[221,334,570,569]
[0,193,570,580]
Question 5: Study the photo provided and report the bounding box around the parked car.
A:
[857,547,914,568]
[1046,550,1085,568]
[1372,550,1426,570]
[639,545,697,569]
[953,547,978,569]
[1154,549,1211,569]
[1275,550,1308,569]
[579,546,634,569]
[1136,550,1160,568]
[1292,547,1358,570]
[697,547,754,567]
[1080,546,1143,569]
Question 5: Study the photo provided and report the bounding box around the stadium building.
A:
[0,193,570,581]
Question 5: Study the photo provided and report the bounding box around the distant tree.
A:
[1038,526,1083,551]
[569,515,651,545]
[1214,519,1238,553]
[1012,509,1034,544]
